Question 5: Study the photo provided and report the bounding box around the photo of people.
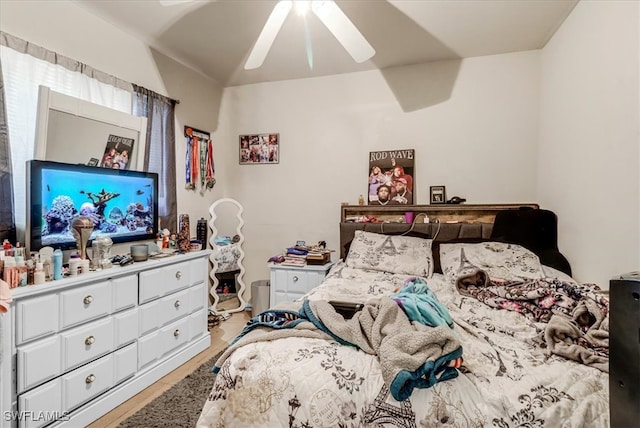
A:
[100,134,134,170]
[239,133,279,164]
[368,149,415,204]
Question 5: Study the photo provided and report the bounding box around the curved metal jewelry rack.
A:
[208,198,247,314]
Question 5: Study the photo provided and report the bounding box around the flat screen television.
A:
[26,160,159,253]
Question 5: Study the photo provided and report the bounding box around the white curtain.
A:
[0,43,132,241]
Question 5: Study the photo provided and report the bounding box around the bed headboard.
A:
[339,203,572,276]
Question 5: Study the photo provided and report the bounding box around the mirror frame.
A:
[208,198,247,314]
[34,85,147,171]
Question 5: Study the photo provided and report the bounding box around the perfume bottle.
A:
[2,257,18,288]
[26,259,35,285]
[34,262,45,285]
[53,249,63,280]
[15,256,27,287]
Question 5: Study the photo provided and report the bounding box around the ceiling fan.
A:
[160,0,375,70]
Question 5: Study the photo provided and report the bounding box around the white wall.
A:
[218,51,542,289]
[538,0,640,289]
[0,0,227,238]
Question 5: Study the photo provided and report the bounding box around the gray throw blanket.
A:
[213,297,463,401]
[544,299,609,372]
[300,298,463,401]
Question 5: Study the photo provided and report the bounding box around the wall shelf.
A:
[340,203,539,225]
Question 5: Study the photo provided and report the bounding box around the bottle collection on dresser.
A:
[1,240,104,289]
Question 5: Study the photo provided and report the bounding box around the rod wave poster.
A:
[368,149,415,205]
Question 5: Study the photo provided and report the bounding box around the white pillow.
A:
[439,242,545,284]
[345,230,434,277]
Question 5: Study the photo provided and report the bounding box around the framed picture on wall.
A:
[430,186,446,204]
[239,133,279,164]
[368,149,415,205]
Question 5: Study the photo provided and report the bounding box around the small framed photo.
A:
[87,157,99,167]
[239,133,279,164]
[430,186,446,204]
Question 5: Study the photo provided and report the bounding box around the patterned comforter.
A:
[197,262,609,427]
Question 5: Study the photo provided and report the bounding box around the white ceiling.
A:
[74,0,578,87]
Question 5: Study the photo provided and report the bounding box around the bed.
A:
[197,208,609,427]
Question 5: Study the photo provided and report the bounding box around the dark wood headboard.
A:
[339,203,539,260]
[339,203,572,276]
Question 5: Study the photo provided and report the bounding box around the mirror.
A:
[208,198,247,314]
[34,85,147,170]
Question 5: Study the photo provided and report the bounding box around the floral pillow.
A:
[345,230,434,277]
[439,242,545,284]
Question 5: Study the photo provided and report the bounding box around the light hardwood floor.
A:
[87,305,251,428]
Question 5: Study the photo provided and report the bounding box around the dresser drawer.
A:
[15,294,59,345]
[139,261,190,303]
[188,282,206,313]
[138,316,190,369]
[17,335,61,394]
[114,307,138,347]
[272,292,307,306]
[272,269,324,293]
[139,288,190,336]
[112,274,138,312]
[60,281,112,329]
[18,378,63,428]
[188,310,207,341]
[61,353,114,412]
[189,256,207,285]
[60,317,114,372]
[113,342,137,384]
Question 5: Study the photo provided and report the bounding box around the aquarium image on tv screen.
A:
[27,160,158,252]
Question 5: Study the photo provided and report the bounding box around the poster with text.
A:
[368,149,415,205]
[100,134,135,170]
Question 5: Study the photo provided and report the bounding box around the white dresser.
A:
[0,251,211,428]
[269,262,335,307]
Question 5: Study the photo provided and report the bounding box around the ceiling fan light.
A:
[244,1,293,70]
[311,0,375,63]
[293,0,311,17]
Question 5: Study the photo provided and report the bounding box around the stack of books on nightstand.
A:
[281,247,308,267]
[306,249,331,265]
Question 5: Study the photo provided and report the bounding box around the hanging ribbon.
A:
[185,132,193,189]
[184,126,212,191]
[200,138,207,189]
[205,138,216,189]
[191,136,199,187]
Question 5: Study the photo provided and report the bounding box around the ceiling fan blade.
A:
[244,1,293,70]
[312,0,375,63]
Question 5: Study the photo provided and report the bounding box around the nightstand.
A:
[269,262,335,307]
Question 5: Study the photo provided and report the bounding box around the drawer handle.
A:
[174,329,180,337]
[85,336,95,346]
[85,374,96,384]
[175,271,182,279]
[292,276,299,282]
[83,295,93,304]
[174,300,181,308]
